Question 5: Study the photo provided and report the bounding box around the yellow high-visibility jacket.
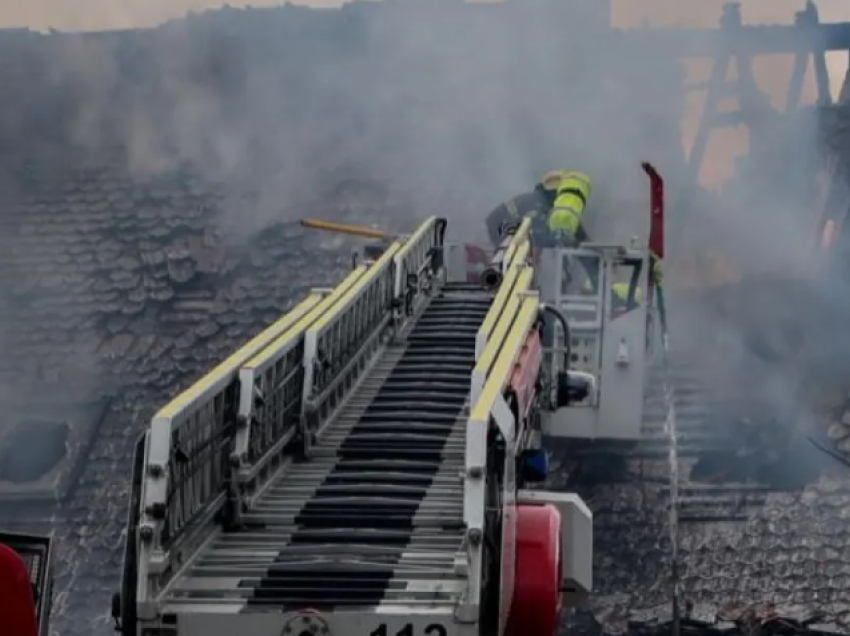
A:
[650,254,663,285]
[548,171,592,238]
[612,282,642,307]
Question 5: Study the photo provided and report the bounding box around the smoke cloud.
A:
[19,2,688,242]
[0,0,845,486]
[3,3,850,628]
[0,1,846,480]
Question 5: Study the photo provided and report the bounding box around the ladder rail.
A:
[462,293,541,624]
[122,218,451,631]
[155,283,493,618]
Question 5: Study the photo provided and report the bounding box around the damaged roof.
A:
[0,164,365,633]
[0,5,845,636]
[565,278,850,636]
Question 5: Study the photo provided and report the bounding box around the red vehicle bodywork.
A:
[0,542,39,636]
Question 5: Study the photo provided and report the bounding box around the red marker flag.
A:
[641,162,664,260]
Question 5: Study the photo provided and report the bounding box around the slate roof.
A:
[562,277,850,636]
[0,4,837,636]
[0,163,356,392]
[565,97,850,636]
[579,472,850,636]
[0,161,364,633]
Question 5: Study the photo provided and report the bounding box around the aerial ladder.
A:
[111,163,666,636]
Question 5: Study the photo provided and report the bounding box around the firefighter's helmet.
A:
[541,170,565,191]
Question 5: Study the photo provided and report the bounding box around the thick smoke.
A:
[663,13,849,483]
[1,0,848,507]
[0,1,846,475]
[13,1,690,243]
[1,1,850,633]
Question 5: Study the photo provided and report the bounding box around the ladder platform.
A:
[161,285,493,614]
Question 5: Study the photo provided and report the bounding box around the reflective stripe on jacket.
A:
[650,253,663,284]
[548,171,592,236]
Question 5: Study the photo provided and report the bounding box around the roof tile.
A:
[0,7,838,636]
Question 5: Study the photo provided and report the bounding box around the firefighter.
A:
[650,253,663,287]
[548,171,592,246]
[611,282,641,311]
[484,170,564,246]
[610,255,663,311]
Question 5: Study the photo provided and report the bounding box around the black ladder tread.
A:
[240,286,493,610]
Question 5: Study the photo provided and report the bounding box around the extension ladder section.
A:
[163,283,493,613]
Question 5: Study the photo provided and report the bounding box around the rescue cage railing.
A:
[130,216,446,615]
[460,223,542,620]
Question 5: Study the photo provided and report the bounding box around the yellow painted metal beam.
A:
[475,266,534,377]
[503,217,532,267]
[479,249,531,343]
[479,266,521,343]
[396,216,437,258]
[156,292,326,419]
[307,241,403,335]
[240,264,369,372]
[471,296,540,422]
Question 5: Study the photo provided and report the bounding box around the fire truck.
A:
[0,531,54,636]
[101,163,666,636]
